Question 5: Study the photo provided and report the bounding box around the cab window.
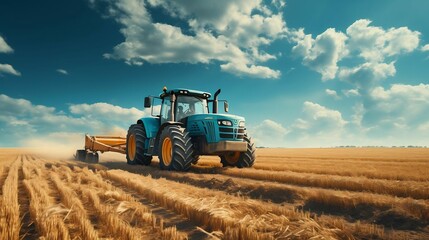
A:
[176,96,208,120]
[160,97,171,124]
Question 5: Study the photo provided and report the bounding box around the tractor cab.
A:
[157,88,211,124]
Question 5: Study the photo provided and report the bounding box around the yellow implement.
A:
[75,134,126,163]
[84,134,126,154]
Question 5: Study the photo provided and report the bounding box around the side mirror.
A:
[144,97,152,108]
[224,101,229,113]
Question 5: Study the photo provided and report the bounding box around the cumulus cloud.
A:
[249,119,288,147]
[0,64,21,76]
[342,89,360,97]
[57,69,68,75]
[0,94,149,147]
[220,62,280,79]
[0,36,20,77]
[292,19,420,83]
[92,0,285,78]
[296,101,347,131]
[0,36,13,53]
[325,89,340,99]
[69,102,145,123]
[346,19,420,62]
[422,44,429,52]
[338,62,396,89]
[291,102,349,146]
[249,101,349,147]
[360,84,429,135]
[292,28,348,80]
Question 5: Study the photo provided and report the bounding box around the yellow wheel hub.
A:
[162,137,172,166]
[225,152,240,164]
[128,134,136,160]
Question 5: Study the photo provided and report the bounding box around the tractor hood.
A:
[186,113,245,124]
[184,113,246,143]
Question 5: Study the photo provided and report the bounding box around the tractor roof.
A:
[160,88,211,99]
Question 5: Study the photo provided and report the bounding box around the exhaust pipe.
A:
[170,92,176,121]
[213,89,221,113]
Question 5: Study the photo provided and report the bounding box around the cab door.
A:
[160,96,172,124]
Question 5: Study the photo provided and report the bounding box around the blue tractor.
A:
[126,87,256,171]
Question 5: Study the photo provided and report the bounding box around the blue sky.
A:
[1,0,429,148]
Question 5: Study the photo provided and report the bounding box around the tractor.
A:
[75,87,256,171]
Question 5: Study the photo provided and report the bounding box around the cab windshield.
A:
[176,95,208,120]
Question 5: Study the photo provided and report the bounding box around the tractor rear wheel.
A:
[126,124,152,165]
[220,136,256,168]
[75,149,86,161]
[192,155,200,165]
[158,125,194,171]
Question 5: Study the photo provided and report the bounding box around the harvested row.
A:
[101,169,391,239]
[82,186,142,240]
[0,156,21,240]
[22,158,70,239]
[253,163,429,182]
[0,165,4,190]
[217,167,429,199]
[49,171,99,239]
[253,148,429,181]
[254,156,429,163]
[129,164,429,229]
[49,163,187,240]
[255,148,429,160]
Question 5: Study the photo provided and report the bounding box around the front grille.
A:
[219,127,233,132]
[204,121,216,142]
[220,133,233,138]
[219,126,245,140]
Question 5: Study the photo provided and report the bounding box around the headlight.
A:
[217,120,232,126]
[238,121,245,127]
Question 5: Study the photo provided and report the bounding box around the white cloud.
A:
[220,62,280,79]
[0,36,20,77]
[299,101,347,130]
[361,84,429,134]
[370,83,429,103]
[0,63,21,76]
[292,28,348,80]
[0,94,151,146]
[69,102,145,123]
[338,62,396,89]
[249,102,349,147]
[422,44,429,52]
[57,69,68,75]
[351,103,365,127]
[0,36,13,53]
[92,0,285,78]
[249,119,288,147]
[271,0,286,9]
[346,19,420,62]
[292,19,420,83]
[325,89,340,99]
[342,89,360,97]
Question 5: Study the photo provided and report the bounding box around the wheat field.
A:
[0,148,428,239]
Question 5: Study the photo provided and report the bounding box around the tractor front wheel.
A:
[220,136,256,168]
[158,125,194,171]
[126,124,152,165]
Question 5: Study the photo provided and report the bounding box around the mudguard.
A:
[138,117,160,139]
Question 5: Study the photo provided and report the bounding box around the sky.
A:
[1,0,429,148]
